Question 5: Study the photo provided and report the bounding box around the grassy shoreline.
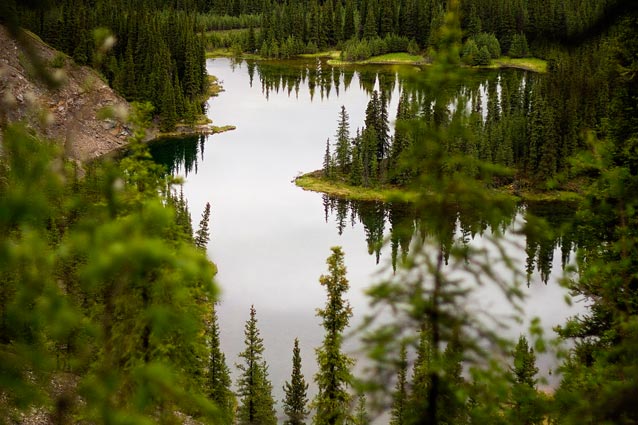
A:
[205,48,547,73]
[295,171,582,204]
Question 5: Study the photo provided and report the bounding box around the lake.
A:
[149,58,584,420]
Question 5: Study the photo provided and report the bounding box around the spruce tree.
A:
[283,338,309,425]
[313,247,354,425]
[353,395,369,425]
[508,335,541,424]
[323,138,333,180]
[208,304,235,424]
[194,202,211,250]
[343,0,356,41]
[390,344,408,425]
[236,305,277,425]
[335,106,351,174]
[377,90,390,161]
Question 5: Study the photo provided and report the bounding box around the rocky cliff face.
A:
[0,26,132,162]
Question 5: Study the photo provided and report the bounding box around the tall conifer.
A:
[313,247,354,425]
[283,338,309,425]
[207,304,235,424]
[236,305,277,425]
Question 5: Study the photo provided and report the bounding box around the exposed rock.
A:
[0,26,131,162]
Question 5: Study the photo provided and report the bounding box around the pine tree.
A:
[512,335,538,388]
[323,138,333,180]
[349,145,363,186]
[362,3,377,40]
[194,202,211,250]
[508,335,541,424]
[343,0,356,41]
[377,90,390,161]
[236,305,277,425]
[335,106,351,174]
[313,247,354,425]
[407,326,431,421]
[283,338,309,425]
[353,395,369,425]
[390,344,408,425]
[208,304,235,424]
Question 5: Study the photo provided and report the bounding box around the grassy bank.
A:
[490,57,548,73]
[296,171,583,204]
[295,172,419,203]
[328,52,425,66]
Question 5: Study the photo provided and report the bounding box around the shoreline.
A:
[294,171,582,204]
[206,50,547,73]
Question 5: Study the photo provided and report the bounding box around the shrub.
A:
[50,52,66,68]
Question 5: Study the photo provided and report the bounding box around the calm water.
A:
[149,58,583,419]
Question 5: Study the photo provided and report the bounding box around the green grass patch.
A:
[295,172,419,203]
[298,50,341,59]
[492,57,547,73]
[328,52,425,66]
[365,52,425,64]
[204,28,250,37]
[298,171,583,205]
[207,75,223,96]
[206,48,235,58]
[205,48,263,60]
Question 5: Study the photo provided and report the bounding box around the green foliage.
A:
[335,106,351,174]
[207,304,235,424]
[507,335,542,425]
[0,122,219,422]
[195,202,212,250]
[389,344,408,425]
[283,338,309,425]
[236,305,277,425]
[313,247,354,425]
[461,38,479,65]
[509,33,529,58]
[476,45,491,65]
[18,2,207,126]
[474,32,501,59]
[358,5,527,425]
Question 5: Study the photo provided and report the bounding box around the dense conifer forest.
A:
[1,0,637,424]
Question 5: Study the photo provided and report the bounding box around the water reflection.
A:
[321,194,579,284]
[150,134,206,177]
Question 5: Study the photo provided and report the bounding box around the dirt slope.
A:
[0,25,132,162]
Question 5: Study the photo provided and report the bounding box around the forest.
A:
[1,0,638,424]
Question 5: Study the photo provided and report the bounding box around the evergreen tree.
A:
[160,73,177,132]
[377,90,391,160]
[476,45,491,66]
[335,106,351,174]
[236,305,277,425]
[343,0,356,41]
[313,247,354,425]
[353,395,369,425]
[283,338,309,425]
[390,344,408,425]
[362,3,377,40]
[208,304,236,424]
[350,145,364,186]
[194,202,211,250]
[509,33,529,58]
[508,335,541,425]
[323,138,334,180]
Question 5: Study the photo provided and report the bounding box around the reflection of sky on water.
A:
[154,58,584,421]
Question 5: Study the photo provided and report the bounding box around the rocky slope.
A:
[0,25,132,162]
